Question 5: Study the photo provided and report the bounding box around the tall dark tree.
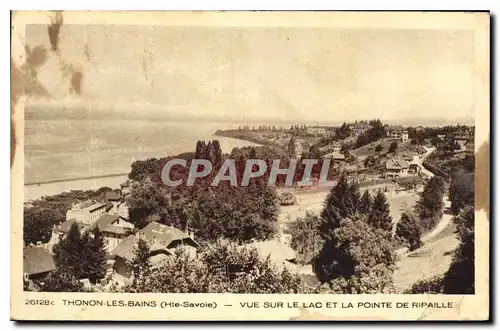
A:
[336,122,350,140]
[395,212,422,251]
[359,190,373,215]
[415,176,446,231]
[53,223,85,278]
[443,205,474,294]
[389,141,398,153]
[449,170,474,215]
[287,136,296,158]
[368,191,393,233]
[131,238,152,287]
[85,227,107,283]
[320,173,360,238]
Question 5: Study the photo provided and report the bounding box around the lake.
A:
[24,118,259,200]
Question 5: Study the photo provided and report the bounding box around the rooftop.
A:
[110,222,199,261]
[95,214,131,235]
[58,218,79,233]
[386,159,410,170]
[324,151,346,160]
[23,246,56,276]
[105,191,121,201]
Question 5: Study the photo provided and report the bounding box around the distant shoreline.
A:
[214,129,276,147]
[25,173,130,187]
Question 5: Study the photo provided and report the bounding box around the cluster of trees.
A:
[354,119,386,148]
[122,240,307,294]
[336,123,350,140]
[127,141,281,244]
[31,223,108,292]
[285,212,323,264]
[407,125,472,145]
[393,176,447,252]
[23,187,116,246]
[287,174,397,293]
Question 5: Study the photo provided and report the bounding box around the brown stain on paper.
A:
[10,11,88,167]
[47,11,63,53]
[475,139,490,220]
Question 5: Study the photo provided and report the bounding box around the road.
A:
[416,146,436,178]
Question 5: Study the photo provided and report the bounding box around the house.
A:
[94,214,134,252]
[350,123,371,136]
[319,141,342,155]
[387,126,409,143]
[105,191,121,213]
[437,134,446,140]
[331,141,342,154]
[385,158,410,178]
[57,218,80,234]
[293,140,304,159]
[323,151,346,162]
[65,201,107,226]
[454,133,470,151]
[306,126,327,136]
[110,222,200,286]
[23,246,56,281]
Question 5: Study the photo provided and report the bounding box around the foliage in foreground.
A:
[122,241,309,294]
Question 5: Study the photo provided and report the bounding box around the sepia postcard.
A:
[11,11,490,321]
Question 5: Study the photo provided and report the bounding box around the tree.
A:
[35,270,84,292]
[406,275,444,294]
[23,207,55,246]
[359,190,372,215]
[389,141,398,153]
[287,136,296,158]
[336,123,350,140]
[53,223,85,278]
[395,212,422,251]
[375,144,383,154]
[314,217,396,293]
[286,212,323,264]
[85,227,107,283]
[363,155,376,168]
[320,173,360,238]
[449,171,474,214]
[354,119,386,148]
[53,224,106,282]
[368,191,393,233]
[443,205,474,294]
[123,241,308,294]
[415,176,446,231]
[131,238,152,288]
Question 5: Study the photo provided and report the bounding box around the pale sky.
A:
[24,23,477,124]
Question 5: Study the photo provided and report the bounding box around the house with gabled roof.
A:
[23,246,56,280]
[94,214,134,252]
[385,158,410,179]
[109,222,200,286]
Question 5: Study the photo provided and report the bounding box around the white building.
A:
[65,201,107,226]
